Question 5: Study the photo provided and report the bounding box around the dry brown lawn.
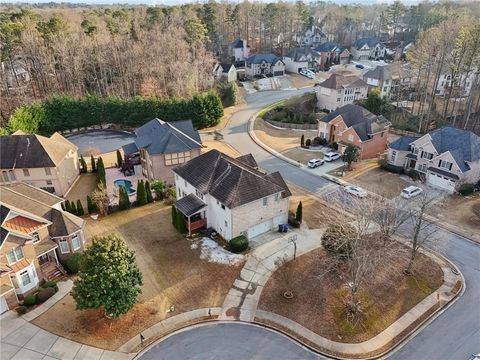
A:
[351,168,410,199]
[258,247,443,343]
[201,140,241,158]
[65,174,97,209]
[254,118,317,153]
[287,73,317,88]
[289,192,335,230]
[33,203,242,350]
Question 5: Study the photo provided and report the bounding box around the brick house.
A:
[173,150,291,240]
[122,118,202,185]
[318,104,391,160]
[1,183,86,313]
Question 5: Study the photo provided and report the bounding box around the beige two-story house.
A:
[1,183,86,313]
[316,73,368,112]
[0,131,80,196]
[122,118,203,185]
[387,127,480,193]
[172,150,291,240]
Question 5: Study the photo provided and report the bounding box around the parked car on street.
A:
[355,64,364,69]
[324,152,341,162]
[308,158,325,168]
[344,185,368,198]
[400,186,423,199]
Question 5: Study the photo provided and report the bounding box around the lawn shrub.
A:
[305,138,311,147]
[458,183,474,196]
[229,235,248,253]
[380,160,404,174]
[15,306,27,315]
[322,224,354,259]
[42,281,59,292]
[37,287,56,303]
[331,142,338,150]
[288,217,301,228]
[23,294,37,307]
[64,253,83,274]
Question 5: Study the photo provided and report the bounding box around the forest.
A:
[1,1,479,130]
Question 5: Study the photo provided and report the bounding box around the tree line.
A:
[2,91,223,135]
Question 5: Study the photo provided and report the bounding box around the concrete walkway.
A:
[0,280,135,360]
[220,225,325,322]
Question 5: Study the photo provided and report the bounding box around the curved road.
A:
[141,89,480,360]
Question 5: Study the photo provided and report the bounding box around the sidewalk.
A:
[219,225,325,322]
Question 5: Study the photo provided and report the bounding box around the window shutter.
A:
[449,163,452,171]
[438,160,442,167]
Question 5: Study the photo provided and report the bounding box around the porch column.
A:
[52,249,60,266]
[187,215,191,236]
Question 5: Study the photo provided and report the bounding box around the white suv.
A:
[308,158,325,168]
[400,186,423,199]
[324,152,341,162]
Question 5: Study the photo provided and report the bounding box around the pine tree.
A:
[72,234,142,318]
[87,195,98,214]
[118,186,131,210]
[171,205,177,228]
[116,150,123,168]
[70,201,77,215]
[65,200,72,213]
[296,201,303,223]
[145,181,153,203]
[76,200,85,216]
[96,157,106,186]
[80,155,87,173]
[91,155,96,173]
[175,209,187,234]
[61,201,66,211]
[300,134,305,147]
[136,180,147,206]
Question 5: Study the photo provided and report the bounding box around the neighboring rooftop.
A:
[122,118,202,156]
[315,42,341,52]
[363,63,413,82]
[389,135,420,151]
[246,54,284,65]
[318,73,368,90]
[285,47,320,61]
[0,132,77,170]
[173,150,291,208]
[219,63,235,72]
[230,39,248,49]
[354,37,384,49]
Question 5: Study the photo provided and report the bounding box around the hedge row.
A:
[3,91,224,135]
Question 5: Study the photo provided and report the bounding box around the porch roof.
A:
[406,153,417,160]
[174,193,206,217]
[427,167,459,180]
[34,239,59,257]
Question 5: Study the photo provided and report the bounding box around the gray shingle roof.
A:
[231,39,245,49]
[175,193,207,217]
[236,154,258,168]
[318,74,368,90]
[428,127,480,172]
[173,150,290,208]
[132,118,202,156]
[354,37,384,49]
[246,54,284,65]
[315,42,341,52]
[389,136,420,151]
[285,47,320,62]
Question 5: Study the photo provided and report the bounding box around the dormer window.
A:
[32,232,40,244]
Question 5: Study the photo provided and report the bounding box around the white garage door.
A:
[0,296,9,314]
[273,214,286,227]
[427,173,456,193]
[248,219,272,239]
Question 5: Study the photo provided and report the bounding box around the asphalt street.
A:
[141,88,480,360]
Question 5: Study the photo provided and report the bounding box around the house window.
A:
[195,189,203,199]
[165,152,191,166]
[348,134,354,142]
[221,204,226,210]
[6,246,24,265]
[59,239,70,254]
[46,180,53,185]
[23,169,30,177]
[32,232,40,244]
[45,168,52,176]
[390,150,396,163]
[274,193,280,201]
[184,180,187,187]
[421,151,433,160]
[71,233,81,251]
[439,160,453,170]
[417,164,427,173]
[263,197,268,206]
[412,147,419,155]
[19,270,31,287]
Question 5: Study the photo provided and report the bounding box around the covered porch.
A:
[35,240,66,282]
[174,193,208,236]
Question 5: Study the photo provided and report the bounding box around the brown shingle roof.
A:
[319,73,368,90]
[173,150,291,208]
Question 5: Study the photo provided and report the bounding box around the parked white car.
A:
[300,69,315,79]
[308,158,325,168]
[324,152,341,162]
[344,185,368,198]
[400,186,423,199]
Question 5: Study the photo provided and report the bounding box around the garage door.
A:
[248,219,272,239]
[427,173,456,193]
[273,214,286,227]
[0,296,9,314]
[273,71,284,76]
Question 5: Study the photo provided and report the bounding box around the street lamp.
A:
[288,235,297,260]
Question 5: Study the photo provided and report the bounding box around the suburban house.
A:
[283,47,321,73]
[387,127,480,193]
[318,104,391,159]
[434,72,474,97]
[173,150,291,240]
[229,38,250,62]
[0,131,80,197]
[350,38,386,60]
[245,54,285,78]
[122,118,202,185]
[1,183,86,313]
[315,42,350,69]
[316,73,368,111]
[213,63,237,83]
[363,64,414,99]
[296,26,327,47]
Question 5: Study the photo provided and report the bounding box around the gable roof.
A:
[127,118,202,156]
[315,42,341,53]
[219,63,235,72]
[354,37,384,49]
[173,150,290,208]
[285,47,320,62]
[427,127,480,172]
[389,135,420,151]
[231,38,247,49]
[246,54,284,66]
[318,73,368,90]
[321,104,391,142]
[0,133,76,170]
[236,154,258,168]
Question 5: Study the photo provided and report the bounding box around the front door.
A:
[38,254,49,265]
[409,159,416,169]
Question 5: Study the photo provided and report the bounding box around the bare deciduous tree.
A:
[274,254,297,299]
